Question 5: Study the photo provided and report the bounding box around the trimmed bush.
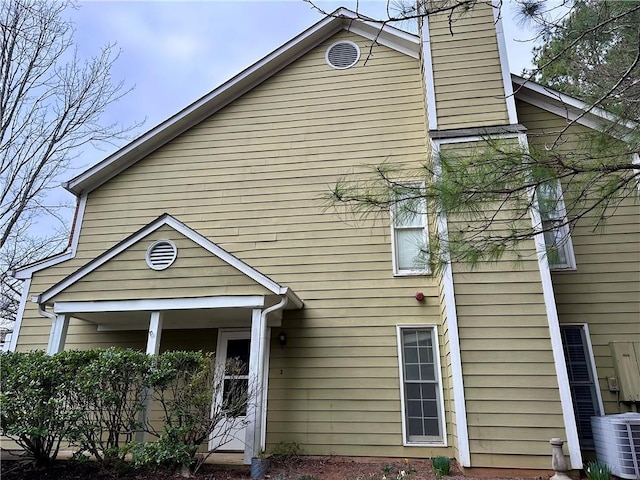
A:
[0,350,86,466]
[0,348,246,474]
[70,348,151,463]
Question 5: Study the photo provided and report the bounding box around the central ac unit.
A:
[591,413,640,480]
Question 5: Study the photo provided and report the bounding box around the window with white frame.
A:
[536,180,576,270]
[391,185,429,275]
[398,326,444,445]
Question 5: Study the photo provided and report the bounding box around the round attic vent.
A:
[146,240,177,271]
[326,41,360,69]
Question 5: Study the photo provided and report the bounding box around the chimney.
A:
[418,0,518,134]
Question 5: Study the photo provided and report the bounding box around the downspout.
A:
[38,302,56,322]
[38,302,59,355]
[255,295,288,453]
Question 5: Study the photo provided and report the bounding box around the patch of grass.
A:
[431,456,450,479]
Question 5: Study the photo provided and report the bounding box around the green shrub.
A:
[0,348,250,474]
[0,351,85,467]
[270,441,305,464]
[432,456,450,478]
[70,348,151,463]
[142,351,250,474]
[585,460,611,480]
[126,425,196,469]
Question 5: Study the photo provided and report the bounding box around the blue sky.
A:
[46,0,538,229]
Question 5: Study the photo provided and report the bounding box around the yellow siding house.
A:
[9,4,639,475]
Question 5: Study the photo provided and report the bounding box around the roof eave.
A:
[512,74,638,137]
[65,10,419,196]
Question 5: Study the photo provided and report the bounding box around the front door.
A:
[210,330,250,451]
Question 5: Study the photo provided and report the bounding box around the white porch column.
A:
[244,308,267,464]
[146,311,163,355]
[46,314,70,355]
[138,311,163,442]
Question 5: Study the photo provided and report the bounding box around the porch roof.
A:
[36,214,303,324]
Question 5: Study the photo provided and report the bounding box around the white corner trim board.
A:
[519,133,583,469]
[492,3,518,125]
[420,16,438,132]
[431,140,471,466]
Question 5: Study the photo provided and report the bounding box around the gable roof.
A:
[37,214,303,309]
[64,8,420,197]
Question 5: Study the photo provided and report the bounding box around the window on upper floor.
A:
[397,326,445,445]
[536,180,576,270]
[391,184,429,275]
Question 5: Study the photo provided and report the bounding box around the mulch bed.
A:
[0,456,553,480]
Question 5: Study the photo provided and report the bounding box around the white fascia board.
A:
[519,133,582,469]
[65,11,418,196]
[512,75,637,134]
[7,278,31,351]
[13,251,73,280]
[53,296,266,314]
[13,195,88,279]
[64,16,343,196]
[516,90,611,134]
[38,214,298,304]
[492,3,518,125]
[281,287,304,310]
[347,21,419,59]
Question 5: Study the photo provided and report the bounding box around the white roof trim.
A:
[64,9,419,196]
[52,296,266,314]
[13,194,88,280]
[512,74,637,137]
[38,214,303,309]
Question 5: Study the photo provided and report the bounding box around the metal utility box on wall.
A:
[609,342,640,402]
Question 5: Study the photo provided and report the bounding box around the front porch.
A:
[32,215,304,464]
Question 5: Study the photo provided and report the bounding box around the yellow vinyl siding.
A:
[428,3,510,129]
[18,31,451,457]
[442,139,566,468]
[517,99,640,416]
[47,225,273,304]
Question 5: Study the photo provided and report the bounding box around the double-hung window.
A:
[536,180,576,270]
[397,326,445,445]
[391,184,429,275]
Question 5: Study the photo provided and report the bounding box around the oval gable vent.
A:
[146,240,177,271]
[326,41,360,69]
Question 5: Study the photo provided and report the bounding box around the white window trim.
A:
[396,324,447,447]
[537,180,577,271]
[390,183,430,276]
